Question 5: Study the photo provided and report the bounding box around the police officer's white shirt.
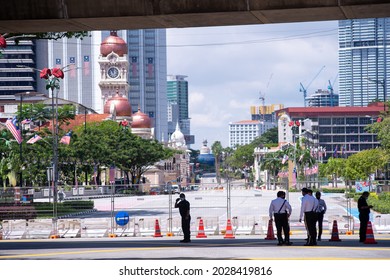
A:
[269,197,292,219]
[299,194,318,220]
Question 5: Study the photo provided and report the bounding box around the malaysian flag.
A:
[333,145,338,158]
[5,117,22,144]
[21,119,31,125]
[131,56,137,77]
[27,134,42,144]
[69,57,76,77]
[60,131,72,145]
[147,57,154,78]
[83,55,90,76]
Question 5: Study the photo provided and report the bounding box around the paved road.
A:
[2,189,389,260]
[1,234,389,260]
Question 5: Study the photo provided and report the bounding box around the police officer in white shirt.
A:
[269,191,293,246]
[299,188,318,246]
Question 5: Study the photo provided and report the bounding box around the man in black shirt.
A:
[357,191,373,242]
[175,193,191,243]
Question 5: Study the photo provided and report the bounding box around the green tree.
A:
[345,149,389,182]
[322,157,346,188]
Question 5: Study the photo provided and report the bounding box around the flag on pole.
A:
[5,117,22,144]
[27,134,42,144]
[60,131,72,145]
[333,145,338,158]
[21,119,31,125]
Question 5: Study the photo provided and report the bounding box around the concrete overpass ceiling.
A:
[1,1,390,33]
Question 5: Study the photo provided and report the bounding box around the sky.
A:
[166,20,339,149]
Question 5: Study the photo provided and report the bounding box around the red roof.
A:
[40,114,110,132]
[277,103,385,118]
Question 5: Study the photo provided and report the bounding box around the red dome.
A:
[132,107,152,128]
[104,93,132,117]
[100,31,128,57]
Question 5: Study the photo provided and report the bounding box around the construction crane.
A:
[259,73,273,122]
[300,65,326,107]
[327,73,338,107]
[259,91,265,122]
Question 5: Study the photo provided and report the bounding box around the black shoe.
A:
[180,239,191,243]
[285,242,293,246]
[277,242,284,246]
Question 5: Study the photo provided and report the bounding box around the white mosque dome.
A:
[170,122,186,147]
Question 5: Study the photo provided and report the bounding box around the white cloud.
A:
[167,21,339,148]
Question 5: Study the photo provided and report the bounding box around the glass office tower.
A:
[339,18,390,107]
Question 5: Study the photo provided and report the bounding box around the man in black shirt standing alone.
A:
[175,193,191,243]
[357,191,373,242]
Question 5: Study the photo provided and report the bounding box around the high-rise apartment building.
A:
[167,75,194,145]
[36,29,168,142]
[306,89,339,107]
[339,18,390,107]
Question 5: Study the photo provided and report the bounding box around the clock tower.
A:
[98,31,131,120]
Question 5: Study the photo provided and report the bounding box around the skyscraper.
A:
[36,29,168,142]
[339,18,390,107]
[0,39,36,97]
[166,75,193,145]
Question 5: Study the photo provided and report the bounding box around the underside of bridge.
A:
[1,0,390,33]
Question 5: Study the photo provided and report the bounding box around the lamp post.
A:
[289,120,301,188]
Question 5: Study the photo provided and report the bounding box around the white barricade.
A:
[373,214,390,234]
[113,217,136,237]
[2,220,27,239]
[232,216,257,235]
[26,219,53,239]
[135,217,160,237]
[58,219,81,238]
[166,217,182,236]
[81,218,110,238]
[328,215,354,234]
[260,215,276,233]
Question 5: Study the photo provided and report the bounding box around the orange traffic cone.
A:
[196,219,207,238]
[265,219,276,240]
[153,219,163,237]
[329,220,341,241]
[224,219,235,239]
[364,221,377,244]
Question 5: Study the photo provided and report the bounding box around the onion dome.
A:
[131,107,152,128]
[170,122,186,147]
[100,31,128,57]
[104,92,132,117]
